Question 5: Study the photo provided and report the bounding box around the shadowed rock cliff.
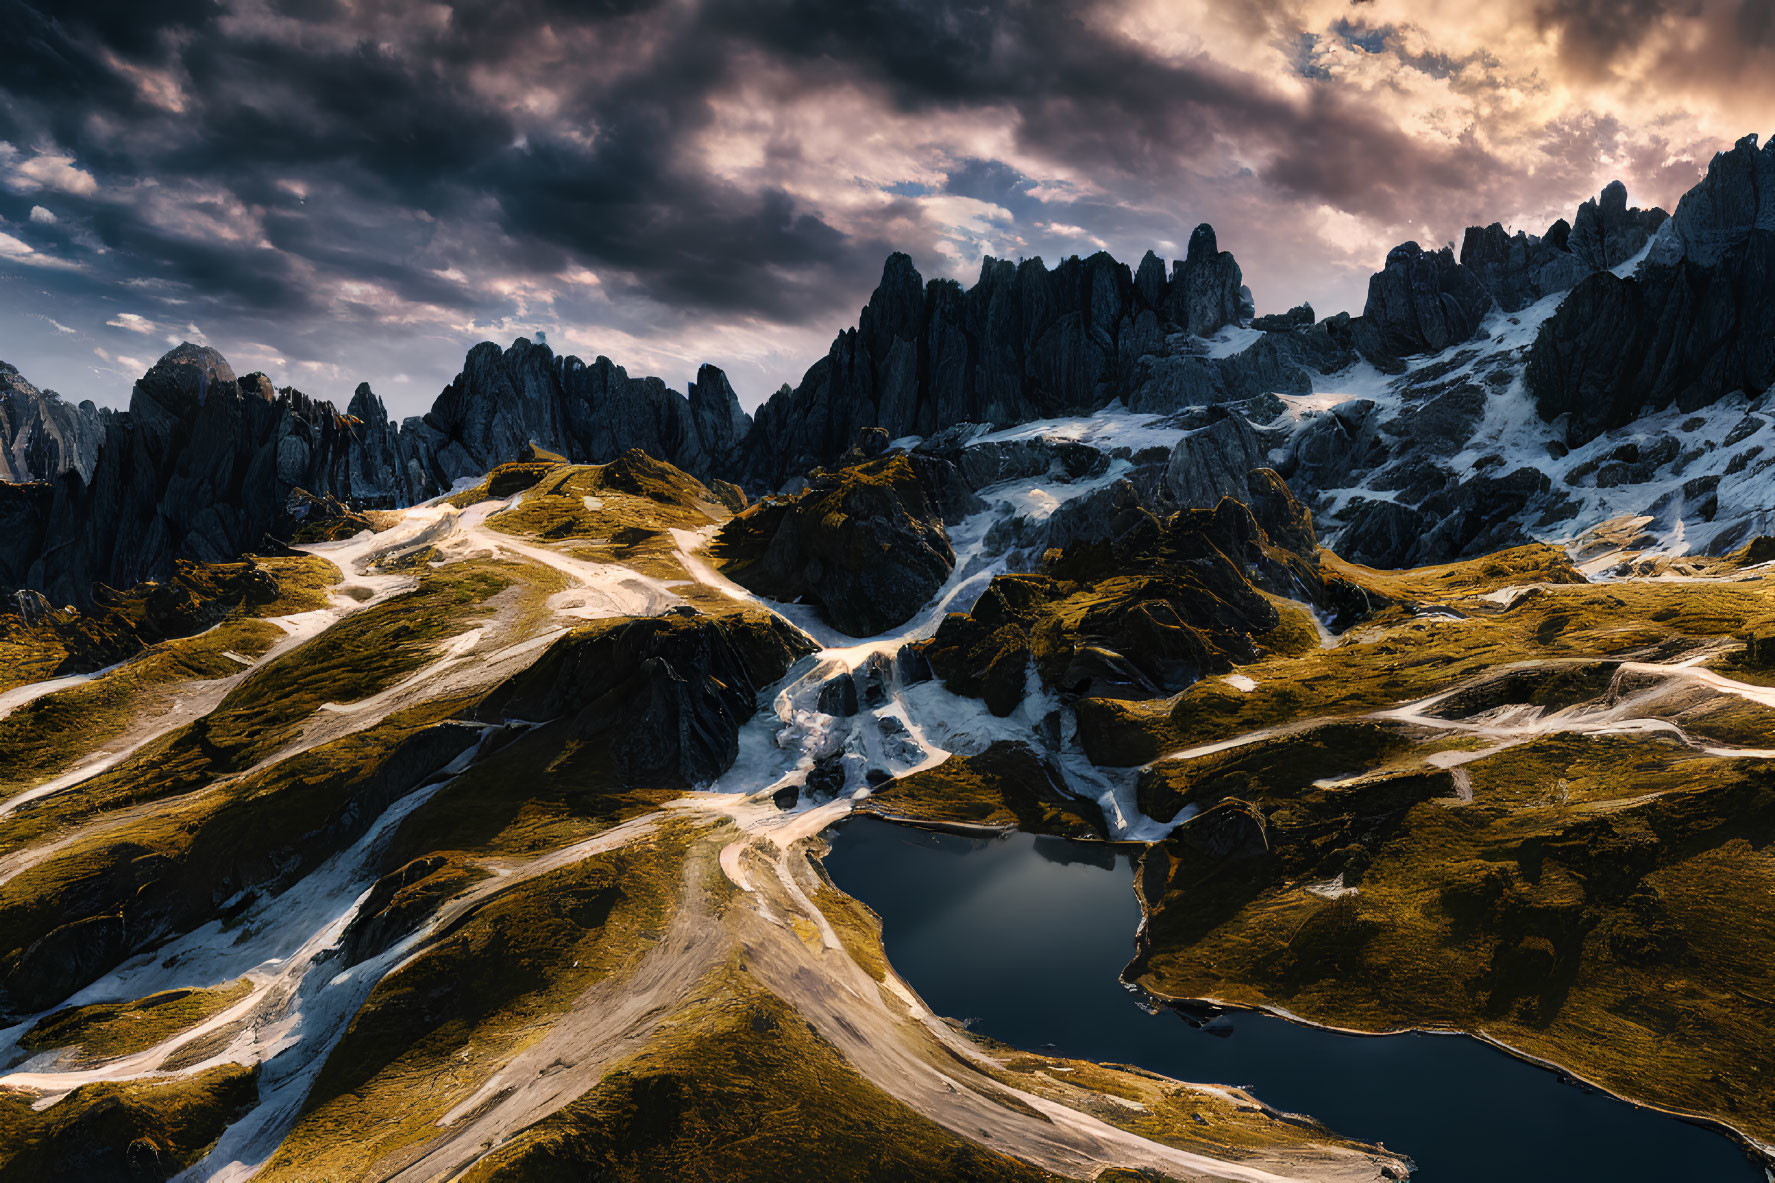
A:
[1528,135,1775,443]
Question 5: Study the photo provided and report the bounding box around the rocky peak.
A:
[1185,222,1220,264]
[1134,249,1167,307]
[1529,138,1775,443]
[1568,179,1666,271]
[688,364,750,460]
[1458,222,1583,313]
[1648,132,1775,267]
[347,381,389,427]
[1458,181,1665,314]
[130,343,240,423]
[858,251,926,362]
[0,360,106,483]
[1363,241,1493,356]
[1165,222,1247,337]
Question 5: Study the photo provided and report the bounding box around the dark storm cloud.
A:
[0,0,1505,321]
[0,0,1743,415]
[1532,0,1678,77]
[1534,0,1775,94]
[700,0,1503,216]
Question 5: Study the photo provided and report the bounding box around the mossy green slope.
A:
[1119,542,1775,1148]
[457,984,1057,1183]
[865,741,1108,838]
[0,1064,256,1180]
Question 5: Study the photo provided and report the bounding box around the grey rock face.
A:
[1339,468,1553,569]
[1251,303,1315,332]
[1337,499,1431,568]
[0,346,433,605]
[1362,242,1494,357]
[0,361,107,483]
[0,336,769,605]
[1164,224,1246,338]
[1568,180,1666,271]
[737,234,1257,488]
[913,423,1109,491]
[1526,138,1775,444]
[1460,182,1665,315]
[1126,321,1351,414]
[1165,411,1267,508]
[425,339,743,485]
[1388,381,1488,458]
[688,363,751,464]
[1647,133,1775,268]
[1282,398,1382,493]
[711,450,971,637]
[1460,220,1591,313]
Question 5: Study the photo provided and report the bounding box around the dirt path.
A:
[337,793,1405,1183]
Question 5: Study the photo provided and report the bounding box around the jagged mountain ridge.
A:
[0,362,107,485]
[16,133,1775,604]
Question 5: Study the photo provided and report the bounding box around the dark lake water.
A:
[823,816,1767,1183]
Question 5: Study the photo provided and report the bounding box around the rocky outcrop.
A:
[1164,411,1267,508]
[0,339,766,607]
[1569,180,1667,271]
[1251,303,1315,333]
[1460,220,1592,314]
[1163,224,1251,338]
[1361,242,1494,358]
[918,468,1368,717]
[734,233,1257,488]
[1529,137,1775,443]
[1127,325,1352,413]
[1336,500,1429,569]
[1336,468,1555,568]
[423,339,750,487]
[0,361,106,483]
[471,609,814,786]
[0,346,430,606]
[1646,134,1775,269]
[1460,182,1665,314]
[711,449,980,637]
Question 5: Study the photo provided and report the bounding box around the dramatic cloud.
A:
[0,0,1764,413]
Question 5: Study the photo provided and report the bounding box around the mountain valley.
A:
[7,135,1775,1183]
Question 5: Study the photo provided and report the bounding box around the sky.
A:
[0,0,1770,418]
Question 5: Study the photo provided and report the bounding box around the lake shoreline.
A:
[1129,980,1775,1174]
[826,813,1771,1183]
